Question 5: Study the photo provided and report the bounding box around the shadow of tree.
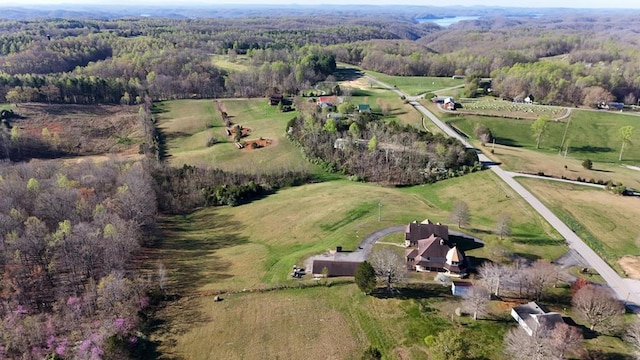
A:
[494,137,522,147]
[371,283,455,300]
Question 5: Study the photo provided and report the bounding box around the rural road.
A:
[366,73,640,307]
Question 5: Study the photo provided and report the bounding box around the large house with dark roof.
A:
[405,219,467,276]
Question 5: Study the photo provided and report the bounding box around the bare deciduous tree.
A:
[572,285,624,332]
[504,326,555,360]
[495,213,511,240]
[625,321,640,360]
[477,261,507,296]
[462,285,490,320]
[504,323,584,360]
[370,249,406,293]
[528,260,558,301]
[551,323,585,359]
[449,200,470,228]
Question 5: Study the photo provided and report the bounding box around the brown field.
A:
[620,256,640,279]
[519,178,640,274]
[154,287,365,360]
[10,103,141,156]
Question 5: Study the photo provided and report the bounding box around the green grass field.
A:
[446,109,640,163]
[147,91,637,358]
[364,70,463,96]
[211,54,252,72]
[156,99,312,173]
[149,171,565,298]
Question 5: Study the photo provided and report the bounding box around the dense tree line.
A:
[152,164,312,213]
[4,13,640,106]
[0,160,156,359]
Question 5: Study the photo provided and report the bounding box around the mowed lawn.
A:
[487,144,640,190]
[365,70,463,96]
[155,99,311,172]
[518,178,640,275]
[447,109,640,163]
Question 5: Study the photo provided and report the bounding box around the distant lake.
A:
[416,16,481,27]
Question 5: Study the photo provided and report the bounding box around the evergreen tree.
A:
[354,261,376,294]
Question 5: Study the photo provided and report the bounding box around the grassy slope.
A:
[364,70,463,96]
[156,99,311,172]
[518,178,640,273]
[151,171,564,297]
[446,109,640,163]
[211,54,251,72]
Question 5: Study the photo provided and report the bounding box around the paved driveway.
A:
[304,226,405,271]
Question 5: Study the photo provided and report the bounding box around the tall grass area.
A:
[156,99,312,173]
[365,70,463,96]
[152,279,515,360]
[446,109,640,163]
[517,178,640,275]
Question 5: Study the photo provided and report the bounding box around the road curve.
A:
[366,72,640,307]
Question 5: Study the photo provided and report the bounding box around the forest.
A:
[2,5,640,359]
[1,11,640,106]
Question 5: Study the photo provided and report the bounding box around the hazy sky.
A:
[5,0,640,8]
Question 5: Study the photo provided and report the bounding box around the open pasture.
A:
[149,171,565,299]
[365,70,463,96]
[211,54,252,72]
[447,109,640,163]
[156,99,310,172]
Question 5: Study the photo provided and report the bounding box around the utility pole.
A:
[378,202,382,222]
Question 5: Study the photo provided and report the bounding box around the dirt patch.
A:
[619,256,640,279]
[10,103,141,156]
[226,126,251,138]
[243,138,272,150]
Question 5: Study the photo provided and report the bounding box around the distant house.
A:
[269,94,283,106]
[451,281,473,297]
[444,97,455,110]
[405,219,467,276]
[511,302,564,336]
[318,95,338,108]
[357,104,371,113]
[312,260,361,277]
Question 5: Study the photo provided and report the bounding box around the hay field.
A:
[489,144,640,189]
